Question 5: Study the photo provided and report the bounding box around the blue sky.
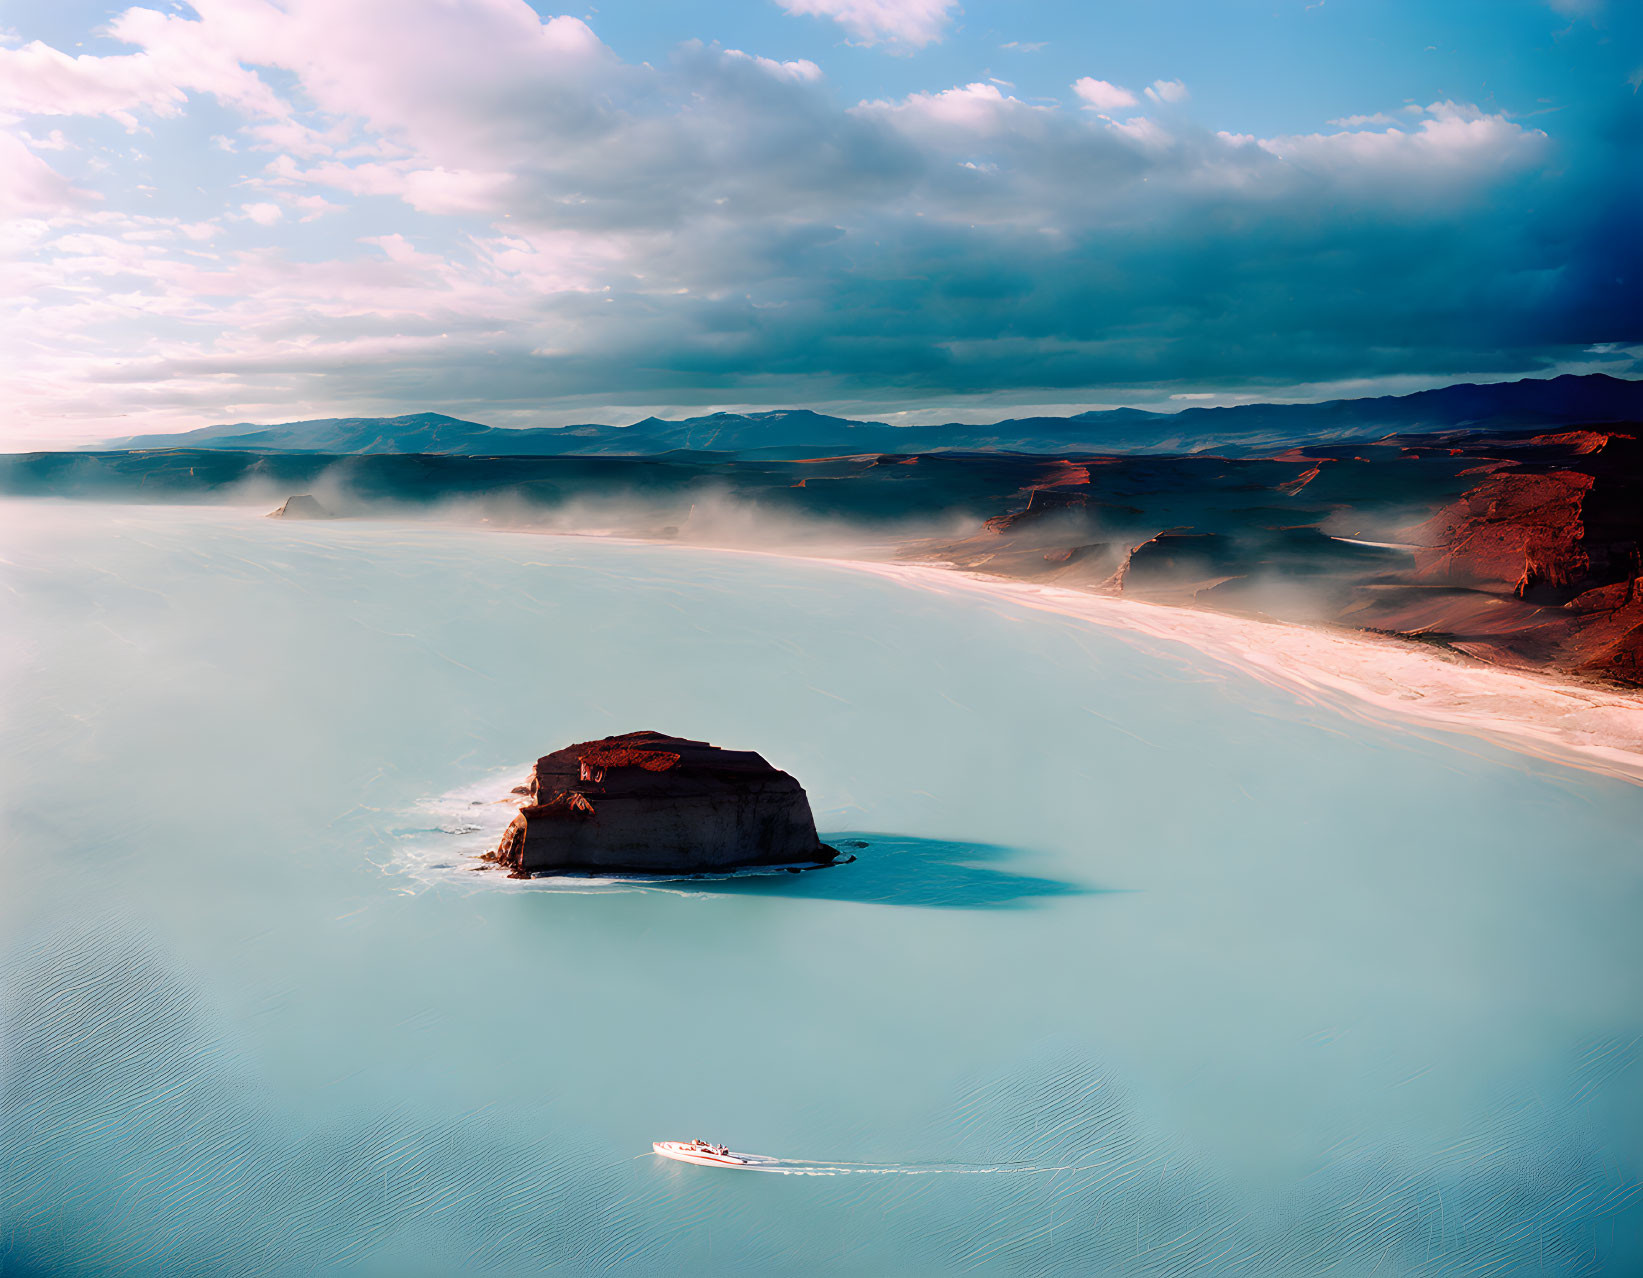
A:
[0,0,1637,444]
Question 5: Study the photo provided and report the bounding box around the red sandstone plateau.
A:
[912,426,1643,685]
[484,731,837,877]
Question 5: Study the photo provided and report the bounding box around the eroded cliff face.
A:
[1403,434,1643,680]
[1413,469,1599,599]
[485,731,835,877]
[905,427,1643,685]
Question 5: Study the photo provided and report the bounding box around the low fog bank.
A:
[0,450,989,561]
[899,502,1425,628]
[8,430,1636,686]
[259,471,988,561]
[0,443,1465,619]
[391,487,983,560]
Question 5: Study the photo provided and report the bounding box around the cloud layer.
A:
[777,0,959,48]
[0,0,1636,442]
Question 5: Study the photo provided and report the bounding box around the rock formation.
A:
[1403,431,1643,679]
[267,493,331,519]
[982,486,1088,534]
[485,731,836,876]
[1108,531,1243,595]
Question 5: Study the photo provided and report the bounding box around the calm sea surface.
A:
[3,501,1641,1275]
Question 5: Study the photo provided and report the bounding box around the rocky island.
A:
[483,731,837,877]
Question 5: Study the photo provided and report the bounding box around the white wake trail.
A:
[659,1153,1114,1177]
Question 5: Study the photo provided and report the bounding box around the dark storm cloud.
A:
[5,1,1637,439]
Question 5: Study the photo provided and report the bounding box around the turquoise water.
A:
[3,501,1641,1275]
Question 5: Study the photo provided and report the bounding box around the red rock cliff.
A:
[1409,432,1643,681]
[486,731,835,876]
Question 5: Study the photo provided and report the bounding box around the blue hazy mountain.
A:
[104,374,1643,458]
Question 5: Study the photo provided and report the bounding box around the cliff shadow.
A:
[708,833,1100,910]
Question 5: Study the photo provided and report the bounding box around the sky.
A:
[1,0,1638,445]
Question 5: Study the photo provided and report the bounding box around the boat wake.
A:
[654,1152,1111,1177]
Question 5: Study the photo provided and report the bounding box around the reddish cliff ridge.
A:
[907,426,1643,685]
[484,731,837,877]
[1406,432,1643,680]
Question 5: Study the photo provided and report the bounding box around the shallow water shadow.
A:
[707,833,1100,910]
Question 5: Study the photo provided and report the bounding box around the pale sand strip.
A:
[489,525,1643,786]
[830,558,1643,787]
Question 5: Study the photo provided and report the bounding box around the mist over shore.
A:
[8,389,1642,689]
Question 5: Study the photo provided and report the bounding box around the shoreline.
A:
[203,503,1643,788]
[494,525,1643,787]
[847,558,1643,787]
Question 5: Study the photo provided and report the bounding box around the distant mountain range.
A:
[103,373,1643,459]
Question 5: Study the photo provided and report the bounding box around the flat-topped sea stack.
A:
[486,731,836,877]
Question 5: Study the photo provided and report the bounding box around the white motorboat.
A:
[653,1139,758,1168]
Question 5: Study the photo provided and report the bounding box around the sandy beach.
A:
[368,512,1643,786]
[546,525,1643,787]
[847,557,1643,787]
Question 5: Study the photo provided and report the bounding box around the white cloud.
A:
[240,201,284,225]
[276,156,514,216]
[0,16,284,130]
[285,193,344,221]
[245,118,351,160]
[1256,101,1548,186]
[1072,78,1138,111]
[1327,112,1397,129]
[860,81,1044,134]
[0,129,89,217]
[1144,79,1189,104]
[0,39,186,129]
[1105,115,1172,148]
[0,0,1594,447]
[23,129,74,152]
[724,49,825,82]
[361,233,429,265]
[776,0,958,48]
